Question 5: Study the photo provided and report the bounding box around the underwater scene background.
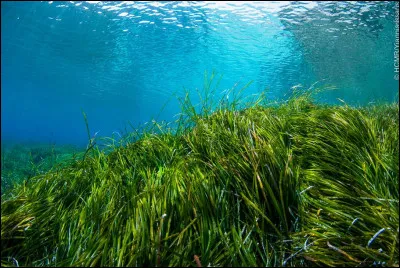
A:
[1,1,399,267]
[1,1,398,146]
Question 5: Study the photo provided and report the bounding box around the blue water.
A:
[1,1,399,147]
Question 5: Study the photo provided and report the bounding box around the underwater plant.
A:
[1,143,85,196]
[1,74,398,267]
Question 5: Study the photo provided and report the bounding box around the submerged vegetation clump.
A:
[1,143,85,195]
[1,76,399,267]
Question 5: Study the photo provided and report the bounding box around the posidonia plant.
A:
[1,73,398,267]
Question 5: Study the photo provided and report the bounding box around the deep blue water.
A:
[1,1,399,147]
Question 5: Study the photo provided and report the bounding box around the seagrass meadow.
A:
[1,86,399,267]
[1,143,86,195]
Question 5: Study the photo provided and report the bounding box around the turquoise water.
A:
[1,1,399,146]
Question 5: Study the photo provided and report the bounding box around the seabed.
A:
[1,82,399,267]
